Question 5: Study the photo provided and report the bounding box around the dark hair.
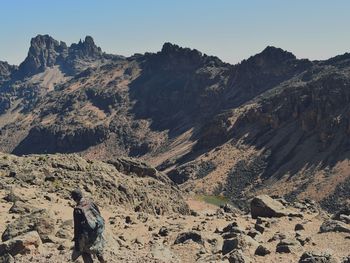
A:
[71,188,83,201]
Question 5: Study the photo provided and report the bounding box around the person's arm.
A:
[73,208,82,249]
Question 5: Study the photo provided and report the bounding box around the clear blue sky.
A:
[1,0,350,65]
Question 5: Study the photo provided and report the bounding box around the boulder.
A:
[9,201,35,214]
[2,209,55,242]
[0,231,41,257]
[331,208,350,224]
[296,234,312,246]
[220,204,239,214]
[222,235,258,255]
[0,253,14,263]
[338,215,350,224]
[174,231,203,245]
[247,229,260,239]
[3,191,21,203]
[299,252,339,263]
[250,195,300,219]
[158,226,169,237]
[255,245,271,256]
[319,220,350,234]
[342,256,350,263]
[222,222,239,232]
[268,232,287,242]
[295,223,305,231]
[254,223,265,234]
[276,238,301,253]
[221,223,246,239]
[227,249,249,263]
[332,208,350,221]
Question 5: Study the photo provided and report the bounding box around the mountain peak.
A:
[239,46,297,70]
[259,46,296,61]
[15,34,68,78]
[161,42,202,57]
[14,35,105,79]
[69,35,102,59]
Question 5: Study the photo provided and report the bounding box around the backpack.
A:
[75,199,105,237]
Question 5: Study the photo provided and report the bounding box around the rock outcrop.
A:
[14,34,118,79]
[0,231,42,257]
[0,61,16,83]
[0,153,190,216]
[2,209,55,242]
[319,220,350,234]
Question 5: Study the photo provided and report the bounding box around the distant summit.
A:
[16,35,67,78]
[14,34,111,79]
[260,46,296,61]
[242,46,298,68]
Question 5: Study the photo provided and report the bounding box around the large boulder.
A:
[222,235,258,255]
[9,201,36,215]
[319,220,350,234]
[0,231,41,257]
[174,231,204,245]
[250,195,300,219]
[2,209,55,242]
[299,252,339,263]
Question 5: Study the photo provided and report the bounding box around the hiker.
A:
[71,188,106,263]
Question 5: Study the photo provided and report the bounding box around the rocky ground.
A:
[0,153,349,262]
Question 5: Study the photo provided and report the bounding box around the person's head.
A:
[71,188,83,203]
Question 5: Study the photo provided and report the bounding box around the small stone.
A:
[247,229,260,239]
[125,216,132,224]
[222,222,239,233]
[44,195,52,201]
[255,245,271,256]
[158,226,169,237]
[254,223,265,234]
[276,238,300,253]
[57,244,65,251]
[295,223,305,231]
[268,232,286,242]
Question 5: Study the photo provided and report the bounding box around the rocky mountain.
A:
[0,35,349,215]
[14,35,120,79]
